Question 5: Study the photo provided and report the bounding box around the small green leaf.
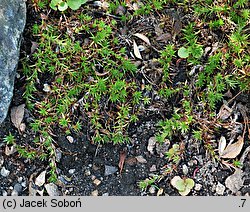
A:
[175,179,185,191]
[178,47,189,58]
[185,178,195,189]
[67,0,87,10]
[179,188,191,196]
[58,2,68,11]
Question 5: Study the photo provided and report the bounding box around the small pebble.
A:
[2,190,8,196]
[21,181,26,188]
[102,193,109,196]
[104,165,118,176]
[91,190,98,196]
[149,165,157,172]
[44,183,60,196]
[55,149,62,162]
[216,182,225,195]
[85,170,91,176]
[149,186,156,194]
[93,179,101,186]
[182,164,189,175]
[66,136,74,143]
[11,190,18,196]
[188,160,194,167]
[1,167,10,177]
[17,177,23,183]
[194,183,202,191]
[236,191,242,196]
[14,183,22,193]
[68,169,76,175]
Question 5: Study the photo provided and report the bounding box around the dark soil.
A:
[0,1,250,196]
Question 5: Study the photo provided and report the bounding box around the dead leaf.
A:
[30,41,39,55]
[19,123,26,133]
[29,181,37,196]
[154,25,164,36]
[133,33,151,46]
[36,189,44,196]
[133,40,142,60]
[135,155,147,164]
[5,145,16,156]
[156,33,172,43]
[217,104,232,120]
[125,157,137,166]
[172,20,182,35]
[10,104,25,130]
[29,173,37,196]
[95,71,109,76]
[218,136,227,155]
[157,188,164,196]
[118,150,127,174]
[240,145,250,165]
[220,136,244,159]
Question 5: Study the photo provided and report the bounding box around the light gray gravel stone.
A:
[1,166,10,177]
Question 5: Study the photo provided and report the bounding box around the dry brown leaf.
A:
[95,71,109,77]
[135,155,147,164]
[218,136,227,155]
[217,104,232,120]
[156,33,172,43]
[133,33,151,46]
[133,40,142,60]
[5,145,16,156]
[10,104,25,130]
[118,150,127,174]
[172,20,182,35]
[19,123,26,133]
[30,41,39,55]
[220,136,244,159]
[125,157,137,166]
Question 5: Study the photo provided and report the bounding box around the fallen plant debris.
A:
[0,0,249,196]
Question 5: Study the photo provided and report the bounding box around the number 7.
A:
[241,199,246,207]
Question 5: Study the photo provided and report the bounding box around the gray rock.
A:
[1,166,10,177]
[44,183,60,196]
[2,190,8,196]
[0,0,26,124]
[11,190,18,196]
[104,165,118,176]
[14,183,22,193]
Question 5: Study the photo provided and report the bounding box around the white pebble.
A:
[194,183,202,191]
[1,167,10,177]
[216,182,225,195]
